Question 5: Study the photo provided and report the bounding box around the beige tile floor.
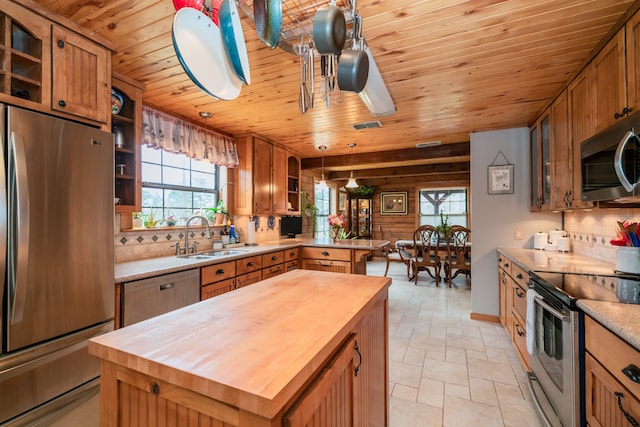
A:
[366,260,544,427]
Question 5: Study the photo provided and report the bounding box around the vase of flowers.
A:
[328,214,347,242]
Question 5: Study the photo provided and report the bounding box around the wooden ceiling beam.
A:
[301,142,470,169]
[327,162,470,179]
[340,174,471,188]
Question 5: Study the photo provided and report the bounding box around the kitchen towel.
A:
[526,288,539,356]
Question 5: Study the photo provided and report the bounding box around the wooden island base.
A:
[90,270,391,426]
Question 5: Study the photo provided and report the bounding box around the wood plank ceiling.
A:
[29,0,637,183]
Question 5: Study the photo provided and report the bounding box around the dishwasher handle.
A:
[159,283,174,291]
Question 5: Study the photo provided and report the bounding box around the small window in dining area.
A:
[418,188,468,227]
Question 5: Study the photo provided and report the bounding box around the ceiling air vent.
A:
[415,141,442,148]
[351,120,383,130]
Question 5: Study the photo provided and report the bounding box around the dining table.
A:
[395,239,471,282]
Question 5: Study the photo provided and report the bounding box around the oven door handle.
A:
[534,296,569,322]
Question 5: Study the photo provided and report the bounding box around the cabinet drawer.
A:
[236,255,262,275]
[201,261,236,285]
[511,312,530,371]
[498,253,512,276]
[284,260,298,272]
[262,251,285,268]
[511,282,527,321]
[301,259,350,273]
[302,247,351,261]
[585,316,640,398]
[262,264,285,279]
[285,247,300,261]
[201,278,235,300]
[511,262,529,288]
[235,271,262,289]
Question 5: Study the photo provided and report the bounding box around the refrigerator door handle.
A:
[8,131,29,324]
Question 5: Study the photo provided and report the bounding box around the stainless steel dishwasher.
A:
[121,269,200,327]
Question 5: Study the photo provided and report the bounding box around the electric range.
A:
[530,271,640,307]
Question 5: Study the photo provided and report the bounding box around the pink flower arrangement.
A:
[328,214,345,229]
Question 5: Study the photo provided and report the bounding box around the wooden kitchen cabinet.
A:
[0,1,111,125]
[302,247,352,273]
[550,90,573,210]
[585,315,640,427]
[201,260,236,300]
[591,29,627,134]
[234,135,295,215]
[626,11,640,115]
[51,25,110,123]
[112,73,143,213]
[530,109,552,211]
[496,252,530,370]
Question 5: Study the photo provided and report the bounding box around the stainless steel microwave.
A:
[581,111,640,202]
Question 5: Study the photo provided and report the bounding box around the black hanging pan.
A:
[313,0,345,55]
[337,9,369,93]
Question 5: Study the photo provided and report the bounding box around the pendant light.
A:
[318,145,328,188]
[345,142,359,188]
[199,111,212,160]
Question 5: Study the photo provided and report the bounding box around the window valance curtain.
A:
[141,106,238,167]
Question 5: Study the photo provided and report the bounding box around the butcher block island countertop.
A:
[89,270,391,426]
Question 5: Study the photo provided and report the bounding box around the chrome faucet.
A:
[182,215,211,254]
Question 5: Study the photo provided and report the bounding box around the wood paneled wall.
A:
[300,170,469,244]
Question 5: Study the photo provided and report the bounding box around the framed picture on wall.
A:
[380,191,408,215]
[487,164,514,195]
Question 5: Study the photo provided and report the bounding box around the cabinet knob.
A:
[58,100,67,107]
[321,251,330,257]
[57,39,65,48]
[215,269,225,275]
[271,255,278,261]
[247,261,254,267]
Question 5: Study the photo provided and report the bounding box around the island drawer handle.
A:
[150,382,160,395]
[615,392,640,427]
[216,269,225,275]
[354,340,362,377]
[159,283,174,291]
[246,262,254,267]
[321,251,330,256]
[271,255,278,261]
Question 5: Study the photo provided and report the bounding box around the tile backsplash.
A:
[564,207,640,264]
[114,214,305,263]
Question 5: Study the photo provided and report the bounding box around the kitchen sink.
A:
[178,250,248,259]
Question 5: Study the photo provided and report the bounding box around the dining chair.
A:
[408,225,441,285]
[378,225,412,278]
[443,226,471,287]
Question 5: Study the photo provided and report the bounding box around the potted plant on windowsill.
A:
[206,200,229,226]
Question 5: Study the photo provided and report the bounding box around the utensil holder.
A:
[616,247,640,274]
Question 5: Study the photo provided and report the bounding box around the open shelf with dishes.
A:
[287,155,300,212]
[112,73,143,213]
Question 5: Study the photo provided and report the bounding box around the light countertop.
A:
[497,247,640,351]
[115,238,389,283]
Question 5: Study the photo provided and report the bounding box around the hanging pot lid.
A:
[172,7,242,100]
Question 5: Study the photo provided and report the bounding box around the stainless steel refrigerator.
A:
[0,105,114,425]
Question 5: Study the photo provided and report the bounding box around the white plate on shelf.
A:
[172,7,242,100]
[219,0,251,85]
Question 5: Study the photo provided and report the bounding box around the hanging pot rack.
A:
[237,0,356,55]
